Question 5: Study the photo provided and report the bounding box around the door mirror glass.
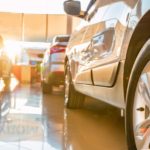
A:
[63,0,81,16]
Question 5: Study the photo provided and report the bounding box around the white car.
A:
[41,35,70,94]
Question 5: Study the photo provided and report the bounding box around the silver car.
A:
[64,0,150,149]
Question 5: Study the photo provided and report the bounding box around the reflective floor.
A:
[0,78,127,150]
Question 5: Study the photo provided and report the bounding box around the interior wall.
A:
[47,15,67,41]
[0,13,68,42]
[23,14,46,42]
[0,13,22,41]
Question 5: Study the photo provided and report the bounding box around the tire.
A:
[126,40,150,150]
[65,62,85,109]
[42,81,52,94]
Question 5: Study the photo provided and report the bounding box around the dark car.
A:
[41,35,70,94]
[63,0,150,149]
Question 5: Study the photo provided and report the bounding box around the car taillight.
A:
[50,45,66,54]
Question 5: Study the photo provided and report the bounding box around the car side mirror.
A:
[63,0,85,18]
[64,0,81,15]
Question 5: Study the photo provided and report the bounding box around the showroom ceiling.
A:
[0,0,88,42]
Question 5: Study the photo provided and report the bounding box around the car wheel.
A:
[65,62,85,108]
[126,40,150,150]
[42,81,52,94]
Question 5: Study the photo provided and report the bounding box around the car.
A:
[63,0,150,150]
[41,35,70,94]
[51,34,70,45]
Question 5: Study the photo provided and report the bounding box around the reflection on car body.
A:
[63,0,150,149]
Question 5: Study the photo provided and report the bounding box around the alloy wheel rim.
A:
[133,62,150,150]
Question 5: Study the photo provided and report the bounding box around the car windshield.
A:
[55,36,70,43]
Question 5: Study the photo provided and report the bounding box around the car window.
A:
[89,4,109,24]
[55,36,70,42]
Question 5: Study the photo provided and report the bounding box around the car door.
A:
[75,1,132,87]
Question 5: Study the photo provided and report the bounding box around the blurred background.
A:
[0,0,90,83]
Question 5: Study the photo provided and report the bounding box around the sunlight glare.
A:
[10,76,19,91]
[4,40,21,63]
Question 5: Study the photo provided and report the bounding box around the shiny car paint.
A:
[65,0,150,108]
[41,45,66,86]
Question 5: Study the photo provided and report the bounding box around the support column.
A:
[66,15,72,35]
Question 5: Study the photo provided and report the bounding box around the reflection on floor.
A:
[0,78,63,150]
[0,78,127,150]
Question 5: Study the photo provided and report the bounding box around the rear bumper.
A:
[48,71,64,85]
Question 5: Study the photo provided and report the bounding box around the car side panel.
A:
[75,69,92,85]
[92,62,119,86]
[66,0,150,108]
[75,61,125,108]
[76,2,131,86]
